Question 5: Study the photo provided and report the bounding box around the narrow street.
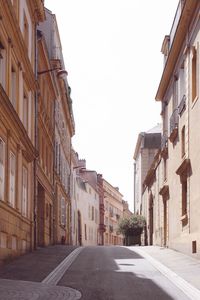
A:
[58,246,189,300]
[1,245,200,300]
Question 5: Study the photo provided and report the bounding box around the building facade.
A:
[122,200,133,219]
[141,0,200,257]
[71,153,100,246]
[38,8,75,245]
[133,125,161,214]
[0,0,45,262]
[103,180,124,246]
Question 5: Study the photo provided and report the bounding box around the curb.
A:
[42,247,83,285]
[131,247,200,300]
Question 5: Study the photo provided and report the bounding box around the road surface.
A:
[58,246,190,300]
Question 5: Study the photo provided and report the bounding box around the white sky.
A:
[45,0,179,211]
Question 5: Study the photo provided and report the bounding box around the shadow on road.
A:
[58,246,180,300]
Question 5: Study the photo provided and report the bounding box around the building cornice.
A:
[30,0,46,22]
[155,0,199,101]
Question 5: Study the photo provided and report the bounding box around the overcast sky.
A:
[45,0,179,211]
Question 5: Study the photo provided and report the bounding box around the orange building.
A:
[0,0,45,262]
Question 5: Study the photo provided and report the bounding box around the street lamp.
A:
[37,67,68,79]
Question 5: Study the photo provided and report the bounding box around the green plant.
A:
[118,214,146,237]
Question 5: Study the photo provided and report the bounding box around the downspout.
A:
[33,25,39,250]
[53,81,56,245]
[133,162,136,214]
[69,142,72,245]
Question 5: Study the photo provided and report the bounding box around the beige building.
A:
[142,0,200,257]
[103,179,124,246]
[0,0,45,262]
[36,25,56,248]
[133,125,161,214]
[38,8,75,245]
[122,200,133,219]
[71,153,100,246]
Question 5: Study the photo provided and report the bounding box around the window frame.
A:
[0,138,5,201]
[9,151,16,207]
[22,165,28,217]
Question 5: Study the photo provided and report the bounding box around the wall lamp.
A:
[38,67,68,79]
[73,166,86,170]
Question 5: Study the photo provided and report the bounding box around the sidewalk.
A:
[0,245,78,282]
[131,245,200,300]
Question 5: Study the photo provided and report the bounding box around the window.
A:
[0,232,7,248]
[192,47,197,102]
[95,208,98,224]
[181,126,185,157]
[11,0,18,18]
[178,64,186,104]
[163,158,167,181]
[9,152,16,207]
[61,197,66,226]
[23,12,29,50]
[182,179,187,217]
[0,138,5,200]
[173,76,178,110]
[45,145,48,175]
[11,236,17,250]
[10,66,17,108]
[0,41,6,89]
[92,206,94,221]
[57,144,60,174]
[85,224,87,240]
[22,166,28,216]
[23,92,28,131]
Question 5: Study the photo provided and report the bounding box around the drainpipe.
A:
[33,25,38,250]
[133,162,136,214]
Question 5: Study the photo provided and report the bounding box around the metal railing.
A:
[178,94,186,116]
[170,108,179,135]
[161,133,168,150]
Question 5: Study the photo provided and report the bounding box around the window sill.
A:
[191,95,199,109]
[180,214,188,222]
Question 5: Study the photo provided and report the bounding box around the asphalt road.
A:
[58,246,190,300]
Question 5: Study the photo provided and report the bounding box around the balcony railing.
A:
[169,108,179,142]
[109,225,113,233]
[109,210,114,217]
[178,95,186,116]
[161,133,168,156]
[116,214,120,220]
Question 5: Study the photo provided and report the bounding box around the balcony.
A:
[169,109,179,143]
[161,134,168,157]
[116,214,120,220]
[99,223,106,232]
[109,210,114,217]
[109,225,113,233]
[178,95,186,116]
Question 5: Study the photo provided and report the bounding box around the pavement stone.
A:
[0,279,81,300]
